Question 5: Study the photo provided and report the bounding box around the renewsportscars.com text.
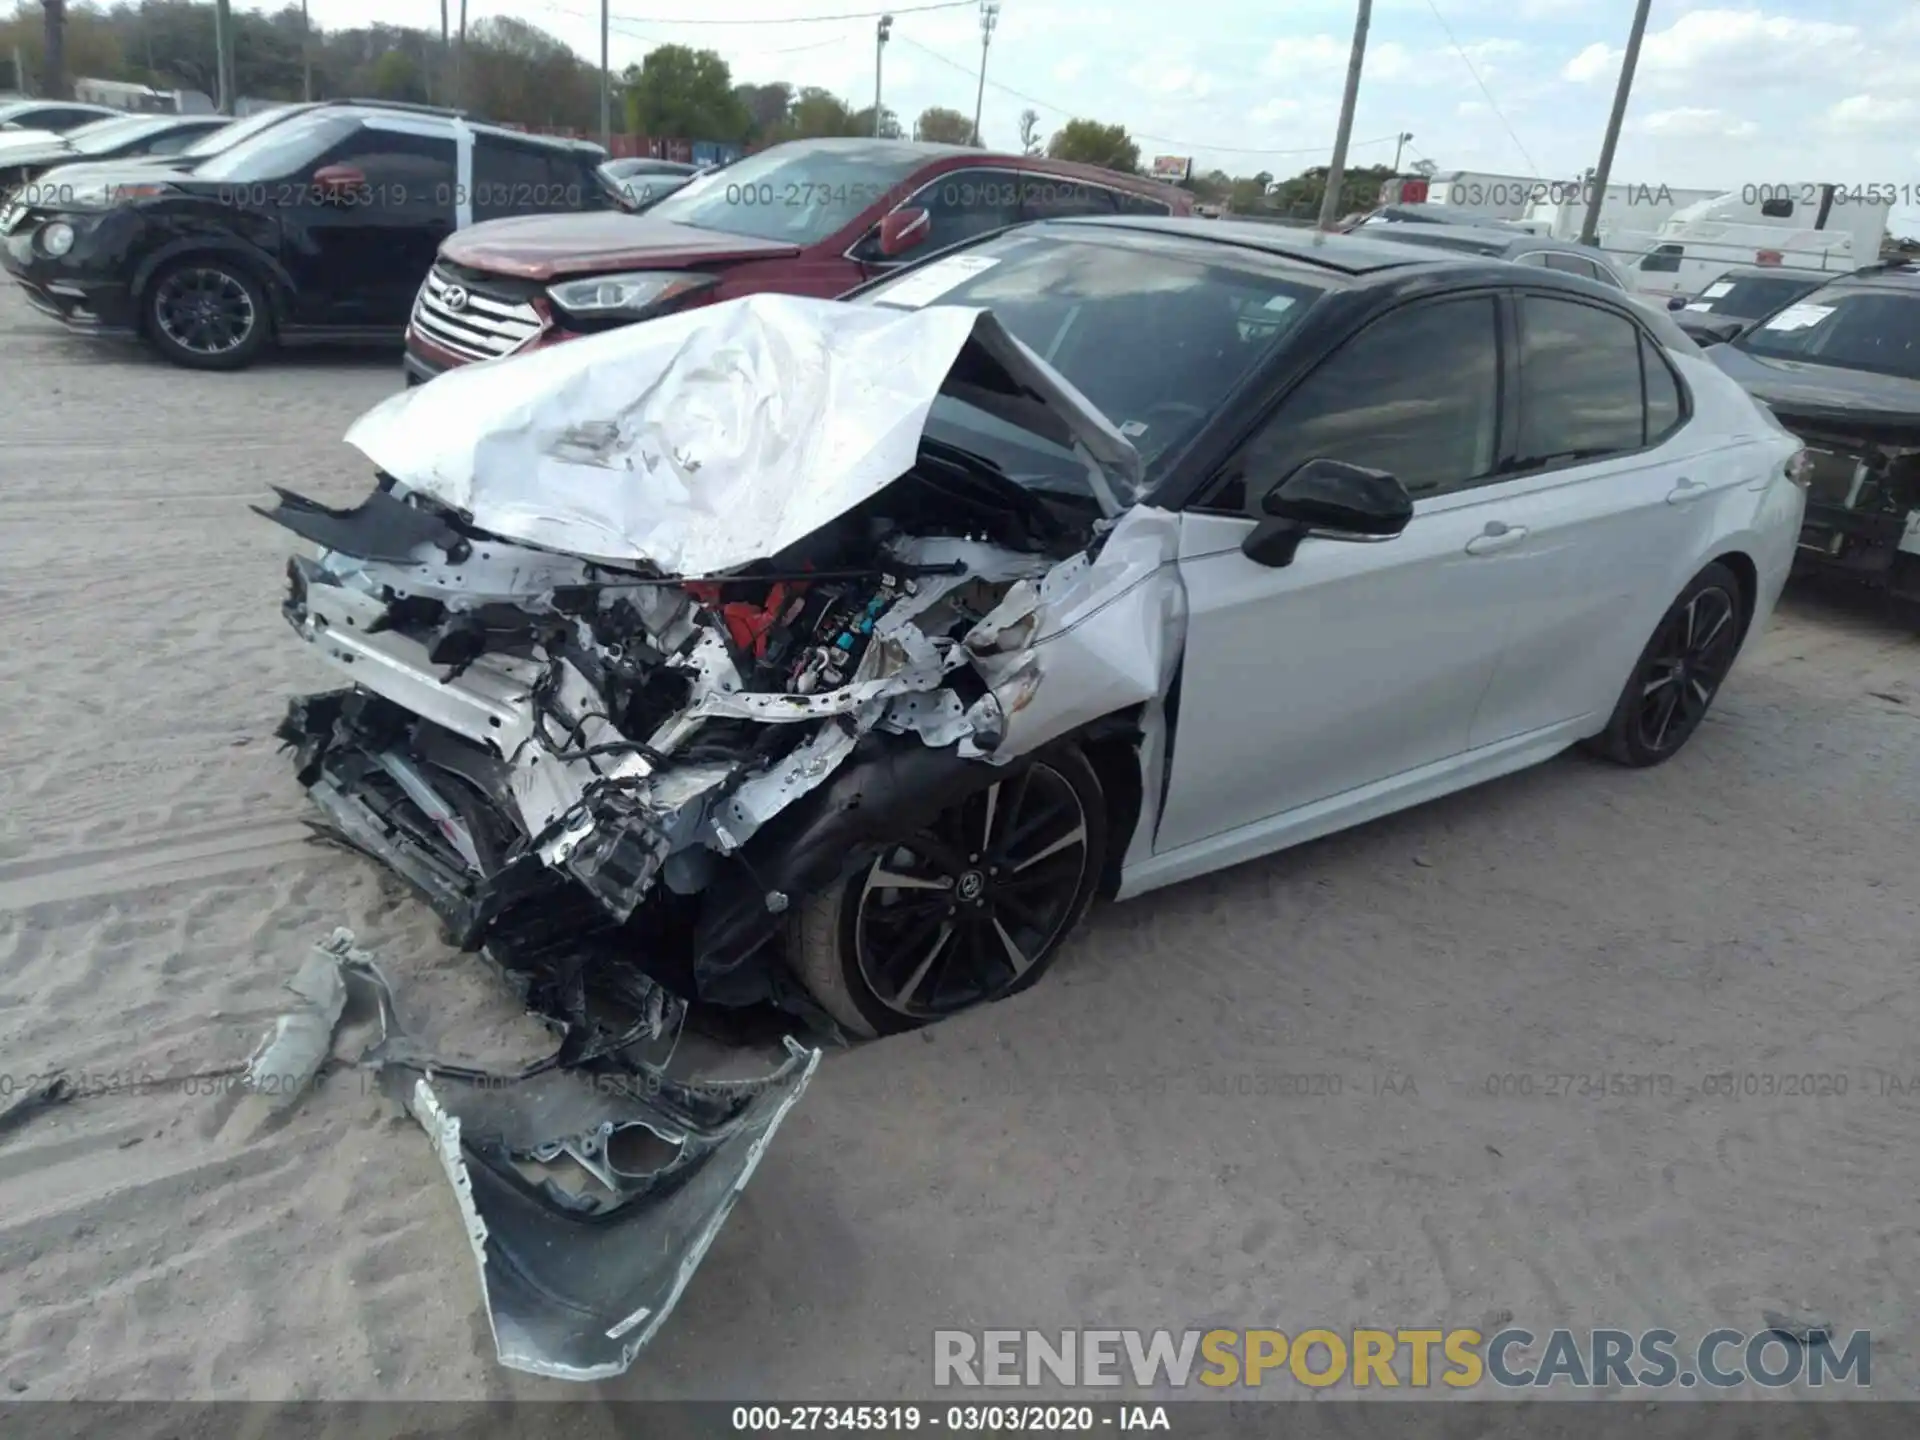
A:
[933,1327,1870,1390]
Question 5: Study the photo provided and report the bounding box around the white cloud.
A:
[1823,94,1920,135]
[1249,97,1301,125]
[1264,33,1415,84]
[1562,42,1615,83]
[1635,107,1758,140]
[1052,56,1088,84]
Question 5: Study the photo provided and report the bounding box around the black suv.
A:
[0,100,613,370]
[1710,259,1920,600]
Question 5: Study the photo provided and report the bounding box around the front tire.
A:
[1585,561,1748,767]
[788,747,1108,1038]
[143,258,270,371]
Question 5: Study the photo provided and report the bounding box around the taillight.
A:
[1756,249,1783,266]
[1786,448,1813,487]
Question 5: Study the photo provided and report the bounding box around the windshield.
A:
[194,111,355,183]
[863,227,1326,492]
[1735,287,1920,380]
[178,109,290,160]
[1686,273,1822,321]
[70,115,177,155]
[645,142,928,245]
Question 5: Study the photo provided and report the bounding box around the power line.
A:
[1421,0,1539,174]
[896,37,1401,158]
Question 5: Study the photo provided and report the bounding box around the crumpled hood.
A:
[345,291,1144,576]
[1710,344,1920,430]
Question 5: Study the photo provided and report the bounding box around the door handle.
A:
[1667,477,1707,505]
[1465,520,1528,555]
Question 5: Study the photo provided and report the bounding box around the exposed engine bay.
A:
[266,295,1185,1013]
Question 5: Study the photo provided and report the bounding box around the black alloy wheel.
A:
[1635,583,1741,754]
[145,260,268,370]
[1588,560,1748,767]
[789,748,1107,1037]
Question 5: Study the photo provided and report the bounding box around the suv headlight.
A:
[545,271,716,321]
[39,221,73,256]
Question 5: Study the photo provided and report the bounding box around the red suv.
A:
[403,136,1193,382]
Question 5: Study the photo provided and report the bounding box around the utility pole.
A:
[438,0,448,106]
[599,0,611,148]
[300,0,311,101]
[970,0,998,147]
[1317,0,1370,231]
[1392,130,1412,171]
[40,0,66,99]
[14,42,28,96]
[456,0,467,109]
[873,14,892,137]
[211,0,234,114]
[1579,0,1653,246]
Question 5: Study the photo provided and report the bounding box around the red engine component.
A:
[685,580,809,659]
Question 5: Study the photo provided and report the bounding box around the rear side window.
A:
[1228,295,1503,505]
[1643,335,1684,443]
[1543,252,1599,281]
[1639,243,1682,274]
[474,139,596,220]
[1113,189,1174,216]
[1515,296,1648,466]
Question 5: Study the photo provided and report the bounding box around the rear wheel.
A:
[788,748,1107,1037]
[1585,561,1748,767]
[143,258,270,370]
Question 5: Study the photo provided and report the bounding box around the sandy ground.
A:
[1,283,1918,1407]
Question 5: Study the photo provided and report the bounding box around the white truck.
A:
[1508,181,1721,246]
[1612,186,1891,299]
[1376,171,1553,222]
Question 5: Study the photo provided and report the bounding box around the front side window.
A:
[1514,295,1646,466]
[1543,252,1600,281]
[1113,188,1173,216]
[1639,243,1683,273]
[315,128,456,209]
[69,117,169,154]
[1225,295,1502,506]
[907,167,1028,250]
[1734,288,1920,381]
[144,126,207,157]
[644,142,929,244]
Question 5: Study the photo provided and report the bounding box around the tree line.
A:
[1,4,1396,213]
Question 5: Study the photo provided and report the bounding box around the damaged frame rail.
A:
[247,929,822,1380]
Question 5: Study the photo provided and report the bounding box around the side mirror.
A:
[1666,295,1688,311]
[311,163,365,197]
[1242,459,1413,568]
[878,206,930,258]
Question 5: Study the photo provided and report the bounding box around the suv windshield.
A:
[1687,273,1822,321]
[862,226,1326,495]
[1735,287,1920,381]
[194,111,356,182]
[645,141,928,245]
[178,108,295,160]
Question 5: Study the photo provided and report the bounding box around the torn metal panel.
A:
[340,292,1141,574]
[242,933,351,1107]
[257,930,817,1380]
[405,1041,818,1380]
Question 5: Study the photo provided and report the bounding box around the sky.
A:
[284,0,1920,233]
